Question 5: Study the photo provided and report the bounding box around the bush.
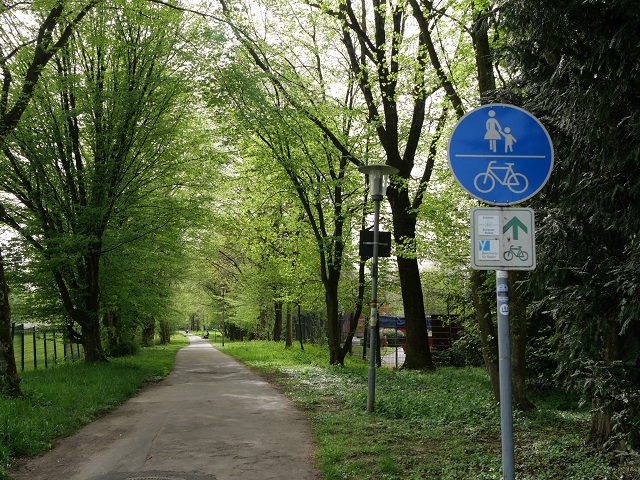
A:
[107,339,140,358]
[379,328,405,338]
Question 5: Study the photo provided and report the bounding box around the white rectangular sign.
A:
[471,207,536,271]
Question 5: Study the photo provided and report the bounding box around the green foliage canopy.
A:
[499,0,640,450]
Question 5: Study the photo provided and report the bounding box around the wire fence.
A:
[12,323,84,371]
[344,315,462,369]
[348,329,407,369]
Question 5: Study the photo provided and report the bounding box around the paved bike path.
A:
[9,335,320,480]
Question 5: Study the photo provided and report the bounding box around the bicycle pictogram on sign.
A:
[474,161,529,194]
[503,245,528,262]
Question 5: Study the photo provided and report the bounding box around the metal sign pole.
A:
[360,163,398,414]
[496,270,514,480]
[448,104,554,480]
[367,195,381,413]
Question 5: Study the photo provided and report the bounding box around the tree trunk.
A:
[468,6,503,405]
[387,187,434,370]
[326,282,342,365]
[141,319,155,347]
[0,247,20,397]
[472,270,500,403]
[509,271,535,411]
[471,8,497,105]
[397,256,433,370]
[474,269,536,410]
[337,313,357,364]
[102,311,121,352]
[297,304,304,350]
[260,308,269,339]
[338,260,367,365]
[589,321,625,450]
[82,247,106,362]
[273,301,283,341]
[81,317,106,363]
[159,321,170,344]
[285,304,293,347]
[52,246,106,363]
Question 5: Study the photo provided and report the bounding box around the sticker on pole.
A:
[448,104,554,205]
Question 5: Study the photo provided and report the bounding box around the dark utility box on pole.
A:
[359,230,392,259]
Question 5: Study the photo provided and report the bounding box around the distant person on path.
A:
[484,109,503,152]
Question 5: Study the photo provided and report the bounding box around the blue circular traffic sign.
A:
[447,104,554,205]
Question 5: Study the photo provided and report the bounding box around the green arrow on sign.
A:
[503,216,528,240]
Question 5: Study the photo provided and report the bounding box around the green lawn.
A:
[219,340,640,480]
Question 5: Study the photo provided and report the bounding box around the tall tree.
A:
[499,0,640,450]
[207,36,366,362]
[216,0,472,369]
[0,1,194,361]
[0,0,99,394]
[300,0,448,369]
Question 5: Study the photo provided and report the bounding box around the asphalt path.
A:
[9,334,321,480]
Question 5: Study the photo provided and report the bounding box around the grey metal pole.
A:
[496,270,515,480]
[360,163,397,414]
[367,195,382,413]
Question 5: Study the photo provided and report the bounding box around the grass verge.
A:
[220,340,640,480]
[0,334,187,479]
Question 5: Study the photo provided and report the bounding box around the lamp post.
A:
[359,163,398,413]
[221,286,226,347]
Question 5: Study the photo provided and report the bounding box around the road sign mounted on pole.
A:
[359,230,392,259]
[448,105,552,480]
[471,207,536,271]
[448,104,554,205]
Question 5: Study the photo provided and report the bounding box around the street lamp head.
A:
[359,164,399,198]
[221,286,226,297]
